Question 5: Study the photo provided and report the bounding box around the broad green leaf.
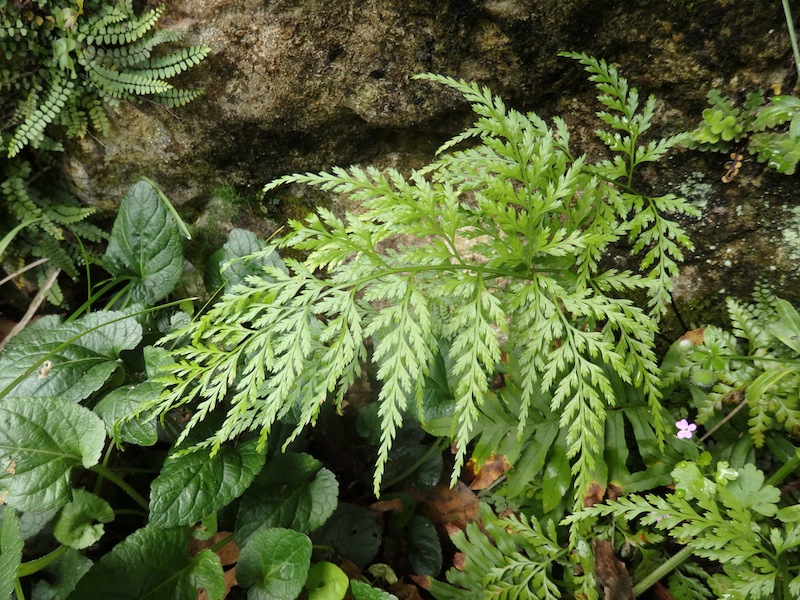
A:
[0,397,105,511]
[0,508,22,600]
[54,489,114,549]
[207,228,287,293]
[236,452,338,545]
[350,580,398,600]
[305,562,348,600]
[31,548,92,600]
[541,428,572,513]
[95,382,161,446]
[67,525,224,600]
[770,299,800,355]
[407,516,442,576]
[237,528,312,600]
[103,179,184,305]
[0,310,142,402]
[150,438,266,527]
[311,503,381,569]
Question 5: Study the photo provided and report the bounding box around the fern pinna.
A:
[139,54,696,502]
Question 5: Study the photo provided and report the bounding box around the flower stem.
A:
[17,544,67,577]
[90,463,148,511]
[782,0,800,82]
[633,545,694,596]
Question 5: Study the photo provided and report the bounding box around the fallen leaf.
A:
[583,481,605,508]
[679,328,705,345]
[593,538,634,600]
[370,498,405,513]
[468,455,510,490]
[417,482,479,529]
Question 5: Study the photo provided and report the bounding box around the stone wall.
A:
[66,0,800,319]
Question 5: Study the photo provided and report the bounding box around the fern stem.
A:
[766,447,800,487]
[633,545,693,595]
[782,0,800,82]
[90,463,149,511]
[632,545,693,595]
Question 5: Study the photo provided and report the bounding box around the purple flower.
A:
[676,419,697,439]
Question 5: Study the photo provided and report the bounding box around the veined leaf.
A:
[237,528,312,600]
[0,509,22,600]
[103,179,184,305]
[150,438,266,527]
[350,580,399,600]
[67,525,224,600]
[235,452,338,545]
[311,503,382,569]
[206,228,287,293]
[30,548,92,600]
[0,397,105,512]
[0,310,142,402]
[95,381,161,446]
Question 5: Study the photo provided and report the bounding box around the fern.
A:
[134,55,694,502]
[565,461,800,600]
[1,0,207,289]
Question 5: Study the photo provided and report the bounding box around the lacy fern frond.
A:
[137,56,690,500]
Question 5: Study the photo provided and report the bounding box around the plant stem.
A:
[207,532,235,554]
[782,0,800,82]
[17,544,67,577]
[90,463,148,511]
[14,578,24,600]
[382,439,447,490]
[633,545,694,596]
[766,447,800,487]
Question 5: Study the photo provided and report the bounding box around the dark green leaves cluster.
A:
[138,54,695,504]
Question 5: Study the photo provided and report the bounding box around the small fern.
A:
[1,0,208,290]
[133,54,696,502]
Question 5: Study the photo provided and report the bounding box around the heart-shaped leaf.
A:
[67,525,224,600]
[103,179,184,305]
[54,489,114,549]
[235,452,338,545]
[406,516,442,576]
[206,228,287,294]
[150,438,266,527]
[0,397,105,511]
[350,580,398,600]
[311,503,381,569]
[237,528,312,600]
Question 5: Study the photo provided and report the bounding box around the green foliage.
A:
[565,460,800,599]
[433,504,568,600]
[1,0,207,295]
[136,54,696,504]
[687,89,800,175]
[663,288,800,448]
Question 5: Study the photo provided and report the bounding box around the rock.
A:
[64,0,800,312]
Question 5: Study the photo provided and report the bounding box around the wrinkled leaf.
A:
[95,381,161,446]
[0,508,22,600]
[31,548,92,600]
[67,525,224,599]
[306,561,348,600]
[311,503,381,569]
[54,489,114,549]
[350,580,399,600]
[207,228,287,293]
[0,310,142,402]
[407,515,442,576]
[150,438,266,527]
[103,179,184,305]
[0,397,105,511]
[237,528,311,600]
[236,452,338,545]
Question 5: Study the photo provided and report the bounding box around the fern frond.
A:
[8,74,74,157]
